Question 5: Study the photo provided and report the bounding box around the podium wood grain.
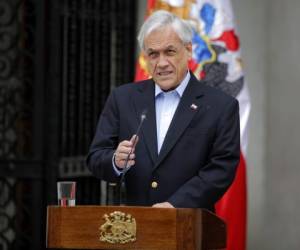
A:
[46,206,226,250]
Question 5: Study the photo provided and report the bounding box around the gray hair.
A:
[137,10,193,50]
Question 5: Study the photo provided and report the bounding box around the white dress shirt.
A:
[155,72,190,153]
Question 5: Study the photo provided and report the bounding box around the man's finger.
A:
[152,202,174,208]
[116,152,128,160]
[116,152,135,160]
[117,147,132,155]
[117,159,135,168]
[119,140,133,148]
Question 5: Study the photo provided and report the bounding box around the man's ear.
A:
[185,42,193,59]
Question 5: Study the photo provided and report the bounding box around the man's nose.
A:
[157,54,169,67]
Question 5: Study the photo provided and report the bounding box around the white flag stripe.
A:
[237,83,251,155]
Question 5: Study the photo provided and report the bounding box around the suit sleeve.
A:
[167,98,240,208]
[86,90,121,183]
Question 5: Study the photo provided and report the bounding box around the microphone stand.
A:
[119,111,147,205]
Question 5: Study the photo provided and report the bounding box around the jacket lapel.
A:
[154,75,205,169]
[133,80,158,164]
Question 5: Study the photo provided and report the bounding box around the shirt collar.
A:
[155,71,191,98]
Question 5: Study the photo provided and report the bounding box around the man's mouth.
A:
[157,71,172,76]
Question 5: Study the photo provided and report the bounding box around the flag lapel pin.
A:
[190,103,198,110]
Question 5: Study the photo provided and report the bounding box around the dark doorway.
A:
[0,0,137,249]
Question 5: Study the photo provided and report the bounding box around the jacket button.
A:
[151,181,158,188]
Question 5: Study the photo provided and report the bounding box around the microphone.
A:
[119,110,147,205]
[122,109,147,174]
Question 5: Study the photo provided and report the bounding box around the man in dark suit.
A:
[87,10,240,211]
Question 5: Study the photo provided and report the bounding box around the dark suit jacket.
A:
[87,73,240,210]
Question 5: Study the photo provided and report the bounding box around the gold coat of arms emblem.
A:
[99,211,137,244]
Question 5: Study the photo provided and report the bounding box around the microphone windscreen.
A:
[141,109,147,121]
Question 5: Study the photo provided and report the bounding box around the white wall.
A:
[265,1,300,249]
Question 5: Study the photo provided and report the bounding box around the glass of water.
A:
[57,181,76,206]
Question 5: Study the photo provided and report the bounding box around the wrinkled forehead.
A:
[143,26,183,51]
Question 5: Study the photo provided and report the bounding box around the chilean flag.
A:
[135,1,251,249]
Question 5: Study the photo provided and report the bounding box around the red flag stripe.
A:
[215,153,247,250]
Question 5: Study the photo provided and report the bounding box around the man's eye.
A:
[167,50,176,55]
[148,52,157,58]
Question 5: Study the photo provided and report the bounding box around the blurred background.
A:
[0,0,300,249]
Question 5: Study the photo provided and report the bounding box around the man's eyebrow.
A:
[146,48,156,53]
[165,45,177,49]
[146,45,177,53]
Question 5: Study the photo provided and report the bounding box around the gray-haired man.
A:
[87,10,240,210]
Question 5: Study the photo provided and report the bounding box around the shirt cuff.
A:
[112,152,124,176]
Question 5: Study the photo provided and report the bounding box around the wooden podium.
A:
[46,206,226,250]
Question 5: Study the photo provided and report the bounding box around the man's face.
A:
[143,26,192,91]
